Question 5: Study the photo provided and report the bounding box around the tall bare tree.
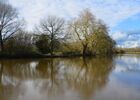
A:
[0,2,21,52]
[38,15,65,55]
[69,9,96,56]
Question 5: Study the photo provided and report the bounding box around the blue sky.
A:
[7,0,140,47]
[112,13,140,32]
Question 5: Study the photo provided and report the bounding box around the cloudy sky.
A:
[7,0,140,47]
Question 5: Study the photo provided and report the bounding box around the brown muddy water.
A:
[0,54,140,100]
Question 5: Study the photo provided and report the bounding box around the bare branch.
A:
[37,15,65,55]
[0,2,21,51]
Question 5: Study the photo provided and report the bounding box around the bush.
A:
[4,31,37,55]
[35,34,50,54]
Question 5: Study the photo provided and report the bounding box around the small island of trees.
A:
[0,1,116,58]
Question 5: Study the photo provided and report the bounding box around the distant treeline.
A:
[115,48,140,54]
[0,1,116,58]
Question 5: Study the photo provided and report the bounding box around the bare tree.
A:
[0,2,21,52]
[69,9,96,56]
[38,15,65,55]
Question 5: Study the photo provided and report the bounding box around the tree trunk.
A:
[0,61,4,84]
[50,42,53,56]
[0,32,4,52]
[82,44,88,57]
[50,36,54,56]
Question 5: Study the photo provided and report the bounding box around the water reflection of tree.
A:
[36,57,114,99]
[0,59,40,100]
[0,61,3,84]
[36,58,63,97]
[0,57,114,100]
[0,60,39,79]
[61,57,114,99]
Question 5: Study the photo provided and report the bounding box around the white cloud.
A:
[122,41,140,48]
[7,0,140,47]
[111,31,140,48]
[8,0,140,30]
[111,32,128,41]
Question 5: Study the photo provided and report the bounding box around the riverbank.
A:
[123,52,140,54]
[1,52,140,59]
[115,48,140,54]
[0,53,96,59]
[0,52,117,59]
[116,51,140,55]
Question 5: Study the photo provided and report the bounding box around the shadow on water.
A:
[0,57,114,100]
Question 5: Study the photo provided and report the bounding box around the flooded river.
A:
[0,54,140,100]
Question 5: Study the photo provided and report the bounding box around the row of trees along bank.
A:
[0,1,116,57]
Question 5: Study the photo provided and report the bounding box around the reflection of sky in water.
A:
[93,55,140,100]
[0,55,140,100]
[115,55,140,72]
[93,78,140,100]
[110,55,140,90]
[1,61,39,86]
[30,62,39,69]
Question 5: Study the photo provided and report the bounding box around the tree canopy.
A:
[0,2,116,57]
